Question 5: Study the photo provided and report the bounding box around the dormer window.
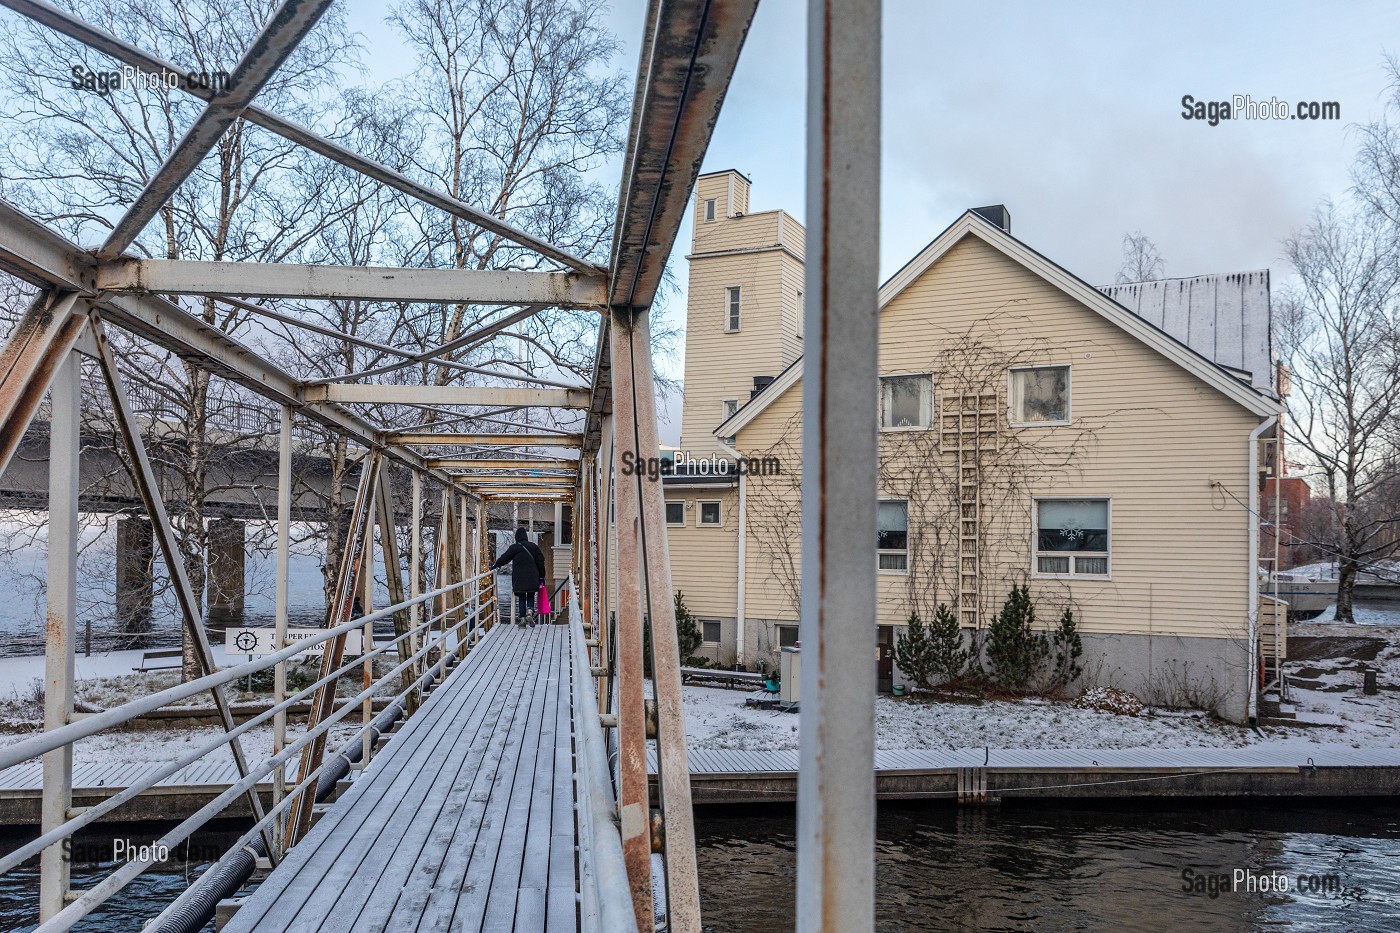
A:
[704,198,717,222]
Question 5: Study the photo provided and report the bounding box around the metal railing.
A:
[0,569,498,933]
[568,575,638,933]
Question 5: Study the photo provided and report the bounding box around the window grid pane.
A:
[1012,366,1069,423]
[1037,555,1070,574]
[700,502,721,524]
[1075,556,1109,575]
[881,374,932,428]
[665,502,684,525]
[726,287,741,330]
[878,553,908,571]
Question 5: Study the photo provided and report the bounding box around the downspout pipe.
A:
[719,440,747,669]
[1247,416,1278,724]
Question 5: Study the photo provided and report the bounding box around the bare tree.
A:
[387,0,629,395]
[1278,202,1400,621]
[1114,230,1165,284]
[1354,53,1400,230]
[0,0,356,676]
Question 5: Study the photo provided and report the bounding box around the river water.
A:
[4,803,1399,931]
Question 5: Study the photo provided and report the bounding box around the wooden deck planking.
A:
[223,623,579,932]
[225,625,527,932]
[309,626,535,932]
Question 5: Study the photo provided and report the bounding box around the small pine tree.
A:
[986,585,1047,691]
[643,591,704,675]
[927,603,969,685]
[894,611,935,688]
[674,591,703,660]
[1047,607,1083,691]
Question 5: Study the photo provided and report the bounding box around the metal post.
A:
[613,309,701,930]
[361,525,375,766]
[607,323,655,928]
[464,493,476,647]
[797,0,881,929]
[410,471,422,677]
[40,348,79,921]
[272,405,292,854]
[474,499,485,641]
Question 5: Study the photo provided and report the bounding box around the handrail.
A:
[0,587,489,877]
[15,581,498,933]
[569,574,638,933]
[0,570,493,772]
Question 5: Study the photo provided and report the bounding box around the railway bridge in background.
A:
[0,0,887,931]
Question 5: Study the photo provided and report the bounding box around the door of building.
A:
[877,625,895,693]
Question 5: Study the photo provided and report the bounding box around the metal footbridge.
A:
[0,0,890,928]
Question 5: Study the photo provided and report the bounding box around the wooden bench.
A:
[681,666,765,690]
[132,648,183,672]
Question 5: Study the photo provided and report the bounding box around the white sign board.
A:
[224,626,362,658]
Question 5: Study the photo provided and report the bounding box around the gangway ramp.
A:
[224,622,579,932]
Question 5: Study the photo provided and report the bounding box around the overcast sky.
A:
[346,0,1400,442]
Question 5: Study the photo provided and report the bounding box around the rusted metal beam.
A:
[0,290,85,478]
[303,384,592,408]
[388,433,584,448]
[608,0,760,311]
[607,322,655,930]
[98,0,337,258]
[288,452,380,844]
[612,308,701,931]
[0,0,604,274]
[0,201,448,480]
[796,0,882,929]
[96,259,607,308]
[88,312,279,861]
[427,458,578,470]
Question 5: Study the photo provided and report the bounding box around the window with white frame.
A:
[725,287,741,332]
[878,500,909,572]
[1010,365,1070,425]
[1035,498,1109,576]
[665,501,685,526]
[701,620,722,645]
[704,198,717,222]
[880,374,933,430]
[720,398,739,446]
[777,624,799,648]
[699,501,721,526]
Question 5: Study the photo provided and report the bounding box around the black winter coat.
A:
[495,540,546,593]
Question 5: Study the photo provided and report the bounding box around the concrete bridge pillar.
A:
[115,517,154,633]
[208,519,246,623]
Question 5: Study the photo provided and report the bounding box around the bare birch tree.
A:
[0,0,355,676]
[1114,230,1165,283]
[1278,202,1400,621]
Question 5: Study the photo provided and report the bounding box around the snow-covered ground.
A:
[1306,603,1400,626]
[0,720,365,772]
[682,623,1400,753]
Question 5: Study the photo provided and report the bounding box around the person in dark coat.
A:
[491,528,547,626]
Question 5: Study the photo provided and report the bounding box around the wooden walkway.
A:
[224,622,578,933]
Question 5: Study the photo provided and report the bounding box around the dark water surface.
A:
[0,821,246,932]
[695,801,1400,932]
[4,804,1400,931]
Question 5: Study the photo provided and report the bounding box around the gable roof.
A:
[715,211,1280,437]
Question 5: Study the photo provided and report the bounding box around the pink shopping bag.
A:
[537,583,551,616]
